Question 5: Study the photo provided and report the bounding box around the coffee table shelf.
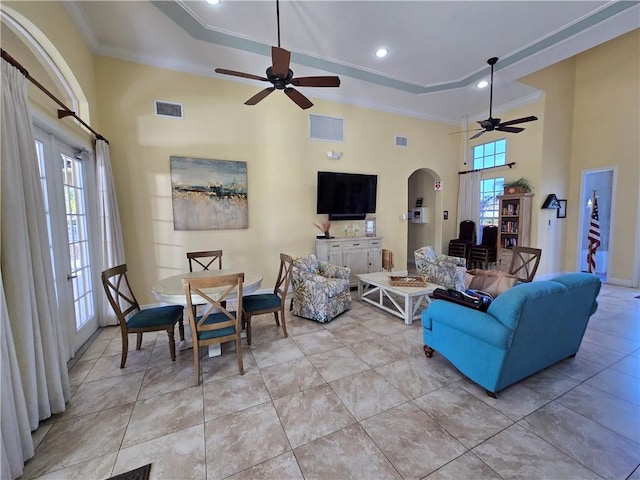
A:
[356,271,441,325]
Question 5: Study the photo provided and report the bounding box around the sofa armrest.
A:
[424,300,513,350]
[318,260,351,280]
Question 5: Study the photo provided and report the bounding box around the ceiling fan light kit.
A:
[453,57,538,140]
[214,0,340,109]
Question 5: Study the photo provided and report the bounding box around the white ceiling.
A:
[64,0,639,125]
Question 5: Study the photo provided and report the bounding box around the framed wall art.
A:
[170,156,248,230]
[557,199,567,218]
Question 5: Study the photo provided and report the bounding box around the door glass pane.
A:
[61,153,94,329]
[35,140,59,302]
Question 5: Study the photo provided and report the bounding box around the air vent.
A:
[310,114,344,143]
[395,135,408,147]
[155,100,183,118]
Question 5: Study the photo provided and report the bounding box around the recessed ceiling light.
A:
[205,0,220,4]
[375,48,388,58]
[477,80,489,89]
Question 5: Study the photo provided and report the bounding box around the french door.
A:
[34,125,99,357]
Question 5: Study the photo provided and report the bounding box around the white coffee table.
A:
[357,271,440,325]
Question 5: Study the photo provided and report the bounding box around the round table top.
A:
[151,269,263,305]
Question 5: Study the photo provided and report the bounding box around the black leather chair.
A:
[448,220,476,259]
[468,225,499,269]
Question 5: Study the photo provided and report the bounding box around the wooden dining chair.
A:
[508,246,542,282]
[242,253,294,345]
[186,250,223,272]
[101,264,185,368]
[182,272,245,386]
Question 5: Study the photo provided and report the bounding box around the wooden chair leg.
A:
[236,337,244,375]
[280,306,288,338]
[178,318,185,341]
[167,329,176,361]
[274,311,280,326]
[120,333,129,368]
[136,332,143,350]
[246,315,252,345]
[193,345,200,387]
[423,345,434,358]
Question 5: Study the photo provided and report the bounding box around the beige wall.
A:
[4,0,639,301]
[93,57,460,302]
[521,58,576,276]
[569,30,639,285]
[524,30,639,284]
[2,1,97,143]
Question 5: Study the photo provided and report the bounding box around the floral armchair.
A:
[291,254,352,323]
[415,246,467,291]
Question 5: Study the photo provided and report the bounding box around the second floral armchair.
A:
[291,254,352,323]
[415,246,467,291]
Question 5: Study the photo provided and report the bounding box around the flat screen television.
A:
[316,171,377,220]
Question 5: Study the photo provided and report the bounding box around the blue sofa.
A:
[422,273,601,397]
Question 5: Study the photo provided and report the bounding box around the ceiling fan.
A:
[214,0,340,110]
[459,57,538,139]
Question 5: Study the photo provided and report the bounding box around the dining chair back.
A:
[242,253,294,345]
[187,250,223,272]
[102,264,184,368]
[182,272,245,386]
[508,246,542,282]
[468,225,499,269]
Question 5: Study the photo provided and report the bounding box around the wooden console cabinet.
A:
[315,236,382,287]
[497,193,533,272]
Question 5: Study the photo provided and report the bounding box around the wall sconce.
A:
[541,194,561,209]
[326,151,343,160]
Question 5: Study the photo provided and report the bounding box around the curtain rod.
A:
[1,48,108,144]
[459,162,515,175]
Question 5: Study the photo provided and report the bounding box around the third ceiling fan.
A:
[464,57,538,139]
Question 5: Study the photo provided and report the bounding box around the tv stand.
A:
[316,236,382,287]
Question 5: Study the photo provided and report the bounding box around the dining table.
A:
[151,269,263,357]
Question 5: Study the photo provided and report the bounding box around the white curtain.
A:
[456,171,481,240]
[96,139,125,326]
[1,59,71,478]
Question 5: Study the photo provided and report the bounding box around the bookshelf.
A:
[497,193,534,271]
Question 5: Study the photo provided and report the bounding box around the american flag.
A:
[587,191,600,273]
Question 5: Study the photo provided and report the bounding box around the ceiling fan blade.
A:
[448,128,482,135]
[272,46,291,77]
[470,130,486,140]
[496,126,525,134]
[284,87,313,109]
[498,116,538,127]
[215,68,268,82]
[292,76,341,87]
[244,87,276,105]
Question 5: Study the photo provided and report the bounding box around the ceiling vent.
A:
[155,100,183,118]
[395,135,409,147]
[310,114,344,143]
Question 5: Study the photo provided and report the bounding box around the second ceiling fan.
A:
[466,57,538,139]
[214,0,340,110]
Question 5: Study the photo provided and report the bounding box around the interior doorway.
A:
[579,168,614,282]
[407,169,442,272]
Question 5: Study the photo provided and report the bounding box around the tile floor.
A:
[22,283,640,480]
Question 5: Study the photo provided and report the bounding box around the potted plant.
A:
[503,177,533,194]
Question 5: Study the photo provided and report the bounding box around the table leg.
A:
[404,295,412,325]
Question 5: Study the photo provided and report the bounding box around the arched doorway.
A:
[407,168,443,272]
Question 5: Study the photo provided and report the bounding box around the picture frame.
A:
[557,199,567,218]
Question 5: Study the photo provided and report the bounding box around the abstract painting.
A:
[170,156,248,230]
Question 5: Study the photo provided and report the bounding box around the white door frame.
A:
[33,113,100,357]
[577,167,617,282]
